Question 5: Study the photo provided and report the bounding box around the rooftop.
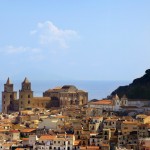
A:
[90,100,113,105]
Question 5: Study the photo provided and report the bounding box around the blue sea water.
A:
[0,80,129,110]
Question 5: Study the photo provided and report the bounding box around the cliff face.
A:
[111,69,150,99]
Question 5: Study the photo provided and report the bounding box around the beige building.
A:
[89,117,103,133]
[90,133,103,147]
[2,78,17,113]
[9,130,20,141]
[139,138,150,150]
[43,85,88,107]
[52,134,75,150]
[2,78,51,113]
[103,118,118,130]
[138,124,149,138]
[18,78,51,111]
[2,78,88,113]
[121,121,139,135]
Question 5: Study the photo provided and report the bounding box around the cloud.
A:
[1,45,44,61]
[1,21,79,62]
[3,45,40,54]
[31,21,79,49]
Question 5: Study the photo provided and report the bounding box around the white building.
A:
[10,130,20,141]
[52,134,74,150]
[128,99,150,107]
[89,95,128,112]
[29,135,38,146]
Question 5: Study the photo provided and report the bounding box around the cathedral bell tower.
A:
[113,94,120,111]
[121,95,128,106]
[19,78,33,110]
[2,78,17,114]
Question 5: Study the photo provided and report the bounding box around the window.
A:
[10,95,12,98]
[28,95,30,98]
[104,131,108,135]
[28,100,30,104]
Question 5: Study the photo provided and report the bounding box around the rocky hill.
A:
[111,69,150,99]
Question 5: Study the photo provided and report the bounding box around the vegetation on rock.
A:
[111,69,150,99]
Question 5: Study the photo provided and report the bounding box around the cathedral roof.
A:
[62,85,77,90]
[23,77,30,84]
[6,77,11,84]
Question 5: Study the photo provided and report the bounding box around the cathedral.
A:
[2,78,88,114]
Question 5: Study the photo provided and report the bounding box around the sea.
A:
[0,80,130,110]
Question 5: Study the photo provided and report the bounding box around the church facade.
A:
[2,78,88,114]
[89,95,128,112]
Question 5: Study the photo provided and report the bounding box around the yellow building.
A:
[121,121,139,134]
[18,78,51,111]
[2,78,51,113]
[143,116,150,124]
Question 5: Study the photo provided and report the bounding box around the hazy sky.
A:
[0,1,150,81]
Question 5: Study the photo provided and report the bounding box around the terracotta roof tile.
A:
[22,138,29,141]
[123,121,138,125]
[10,130,19,133]
[39,135,56,140]
[21,128,36,133]
[74,140,81,145]
[91,100,113,105]
[87,146,100,150]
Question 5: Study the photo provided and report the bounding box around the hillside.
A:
[111,69,150,99]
